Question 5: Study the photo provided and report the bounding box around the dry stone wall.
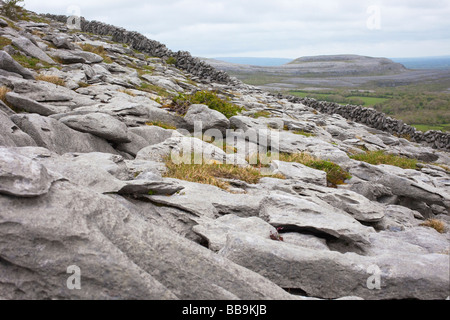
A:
[44,14,233,84]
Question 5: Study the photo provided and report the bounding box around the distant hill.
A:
[212,57,292,67]
[203,54,407,77]
[201,54,450,90]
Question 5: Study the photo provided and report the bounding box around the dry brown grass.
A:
[36,75,66,86]
[118,89,137,97]
[78,44,113,63]
[420,219,446,234]
[0,86,11,104]
[164,156,285,191]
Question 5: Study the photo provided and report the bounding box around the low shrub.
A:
[172,91,244,118]
[166,56,177,65]
[276,152,352,187]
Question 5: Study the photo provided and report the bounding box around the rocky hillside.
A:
[0,9,449,300]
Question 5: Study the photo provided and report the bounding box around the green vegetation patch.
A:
[146,121,177,130]
[172,90,245,118]
[251,111,272,118]
[138,82,170,98]
[166,56,177,65]
[275,152,351,187]
[12,54,53,70]
[350,150,418,169]
[0,36,12,49]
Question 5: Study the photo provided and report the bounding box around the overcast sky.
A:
[25,0,450,59]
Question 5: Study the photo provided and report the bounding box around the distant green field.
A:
[289,91,387,107]
[411,124,450,132]
[347,96,388,106]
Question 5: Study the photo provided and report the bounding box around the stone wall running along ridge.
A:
[44,14,233,85]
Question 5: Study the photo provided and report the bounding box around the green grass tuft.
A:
[172,91,245,118]
[350,150,418,169]
[275,152,351,187]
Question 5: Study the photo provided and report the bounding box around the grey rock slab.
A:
[68,152,129,179]
[18,148,126,194]
[148,179,264,218]
[193,214,278,251]
[0,147,54,197]
[72,50,103,64]
[281,233,330,251]
[11,36,55,64]
[295,184,386,223]
[184,104,230,133]
[147,107,189,129]
[9,78,96,108]
[0,99,15,116]
[10,113,118,155]
[0,176,293,299]
[140,74,183,93]
[0,180,178,300]
[59,113,131,143]
[115,131,149,157]
[48,49,86,64]
[349,161,450,212]
[49,35,76,50]
[367,227,450,256]
[0,50,34,79]
[118,179,184,196]
[6,92,68,116]
[117,125,180,157]
[374,205,423,231]
[136,136,237,164]
[270,160,327,186]
[92,197,293,300]
[259,193,374,248]
[0,110,36,147]
[219,232,449,300]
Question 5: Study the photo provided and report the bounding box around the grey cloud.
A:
[25,0,450,58]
